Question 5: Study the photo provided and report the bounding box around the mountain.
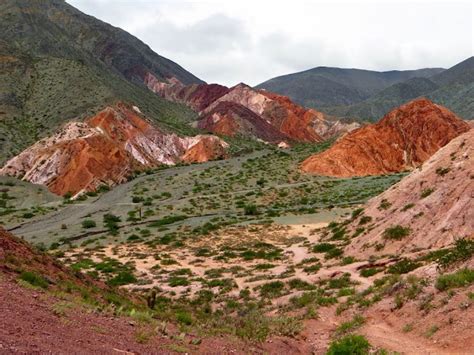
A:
[0,0,203,164]
[256,66,444,108]
[197,101,289,143]
[346,128,473,258]
[328,77,440,121]
[301,98,470,177]
[0,104,227,196]
[324,57,474,121]
[148,78,360,144]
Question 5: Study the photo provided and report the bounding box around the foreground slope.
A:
[346,128,473,257]
[301,98,470,177]
[0,103,227,196]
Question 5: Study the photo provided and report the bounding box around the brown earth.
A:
[346,128,474,258]
[301,98,470,177]
[0,103,227,196]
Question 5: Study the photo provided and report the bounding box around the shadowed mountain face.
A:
[0,0,203,164]
[301,98,471,177]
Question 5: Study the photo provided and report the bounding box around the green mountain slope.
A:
[256,66,444,108]
[323,57,474,121]
[325,77,440,121]
[0,0,203,164]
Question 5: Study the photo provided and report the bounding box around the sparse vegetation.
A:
[383,225,410,240]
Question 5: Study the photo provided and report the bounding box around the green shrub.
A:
[378,199,391,210]
[383,225,410,240]
[435,268,474,291]
[103,214,121,235]
[360,268,382,277]
[175,310,193,325]
[313,243,336,253]
[19,271,49,289]
[244,204,258,216]
[336,314,365,335]
[260,281,285,298]
[387,259,421,274]
[435,167,450,176]
[148,215,186,227]
[420,188,434,198]
[437,239,474,269]
[327,334,370,355]
[401,203,415,211]
[81,219,96,229]
[358,216,372,225]
[107,271,137,286]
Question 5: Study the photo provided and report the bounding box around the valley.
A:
[0,0,472,354]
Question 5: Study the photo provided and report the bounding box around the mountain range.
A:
[257,57,474,121]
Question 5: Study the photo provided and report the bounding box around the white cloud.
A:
[68,0,473,86]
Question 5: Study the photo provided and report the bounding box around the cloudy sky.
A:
[68,0,473,86]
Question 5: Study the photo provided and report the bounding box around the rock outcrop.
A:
[0,104,227,196]
[346,128,473,257]
[197,101,288,143]
[147,76,359,144]
[301,98,470,177]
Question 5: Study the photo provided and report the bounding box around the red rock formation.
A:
[197,101,289,143]
[181,136,228,163]
[145,73,229,112]
[0,104,228,196]
[146,76,359,144]
[301,98,471,177]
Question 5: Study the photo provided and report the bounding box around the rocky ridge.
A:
[301,98,470,177]
[0,103,227,196]
[146,75,359,144]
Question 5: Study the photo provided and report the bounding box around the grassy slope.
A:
[0,0,204,164]
[256,66,444,108]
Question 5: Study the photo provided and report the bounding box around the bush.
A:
[420,188,434,198]
[260,281,285,298]
[107,271,137,286]
[435,268,474,291]
[81,219,96,229]
[358,216,372,225]
[313,243,336,253]
[387,258,421,274]
[360,268,382,277]
[327,334,370,355]
[103,214,121,235]
[244,204,258,216]
[383,225,410,240]
[175,310,193,325]
[437,239,474,269]
[19,271,49,289]
[148,215,186,227]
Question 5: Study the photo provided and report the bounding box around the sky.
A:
[68,0,473,86]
